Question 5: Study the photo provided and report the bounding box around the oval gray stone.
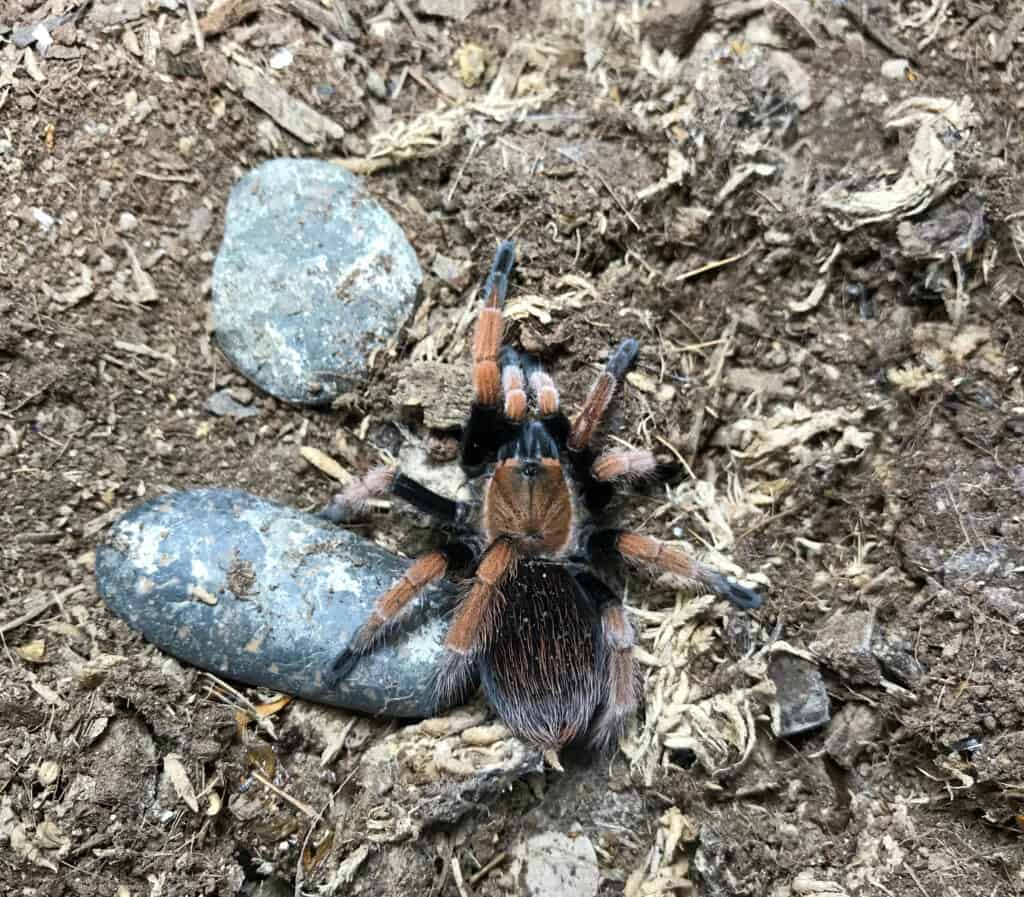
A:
[212,159,422,405]
[95,488,458,717]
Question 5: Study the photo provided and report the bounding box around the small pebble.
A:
[185,206,212,245]
[881,58,910,80]
[117,212,138,233]
[31,208,55,231]
[769,654,830,736]
[269,48,292,70]
[512,831,600,897]
[204,389,260,418]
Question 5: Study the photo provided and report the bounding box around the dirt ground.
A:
[2,1,1023,895]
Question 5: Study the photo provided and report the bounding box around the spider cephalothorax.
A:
[324,241,761,750]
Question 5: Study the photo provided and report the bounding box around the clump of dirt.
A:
[2,1,1023,895]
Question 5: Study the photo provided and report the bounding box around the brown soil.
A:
[2,1,1022,895]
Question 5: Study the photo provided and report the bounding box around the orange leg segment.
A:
[592,448,658,483]
[327,550,449,682]
[445,539,517,655]
[568,339,639,451]
[614,531,762,610]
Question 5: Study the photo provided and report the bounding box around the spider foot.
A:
[704,571,762,610]
[324,646,361,686]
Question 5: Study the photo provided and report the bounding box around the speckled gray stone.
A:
[212,159,422,405]
[96,489,458,717]
[768,654,831,737]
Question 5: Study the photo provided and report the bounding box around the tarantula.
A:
[324,241,761,751]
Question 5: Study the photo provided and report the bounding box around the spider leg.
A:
[529,369,560,417]
[321,466,468,526]
[568,338,639,451]
[592,448,659,483]
[588,530,762,610]
[502,359,528,422]
[436,538,517,702]
[591,602,638,749]
[472,240,515,407]
[462,241,519,470]
[326,542,475,684]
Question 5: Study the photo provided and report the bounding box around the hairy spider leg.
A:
[463,241,521,471]
[471,239,515,406]
[590,530,762,610]
[571,570,639,749]
[436,538,518,703]
[591,602,638,748]
[568,338,640,451]
[591,448,660,483]
[321,466,468,526]
[326,542,476,684]
[502,361,528,422]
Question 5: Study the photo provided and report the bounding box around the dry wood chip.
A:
[299,446,352,484]
[286,0,359,41]
[22,48,46,83]
[199,0,260,36]
[36,760,61,786]
[229,62,344,145]
[113,340,175,364]
[253,694,292,718]
[44,264,95,307]
[123,243,159,303]
[164,753,200,813]
[15,640,46,663]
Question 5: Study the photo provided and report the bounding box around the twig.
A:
[554,147,641,231]
[674,250,749,282]
[468,852,507,886]
[842,1,917,63]
[736,501,809,541]
[447,135,482,205]
[294,768,358,897]
[136,170,200,184]
[252,771,317,818]
[201,672,279,740]
[685,317,736,466]
[451,856,472,897]
[185,0,205,50]
[10,379,56,413]
[407,67,457,105]
[395,0,426,41]
[1,586,83,635]
[903,862,933,897]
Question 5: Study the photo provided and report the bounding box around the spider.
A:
[323,240,761,751]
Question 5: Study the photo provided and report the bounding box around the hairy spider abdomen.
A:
[479,560,605,749]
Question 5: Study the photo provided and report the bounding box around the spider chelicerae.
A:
[324,240,761,751]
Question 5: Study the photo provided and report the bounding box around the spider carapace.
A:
[324,240,761,751]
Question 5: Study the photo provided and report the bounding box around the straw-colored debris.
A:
[819,96,977,228]
[336,89,555,174]
[625,807,698,896]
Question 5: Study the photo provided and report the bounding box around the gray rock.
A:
[205,389,260,418]
[824,703,881,768]
[95,488,459,717]
[512,831,600,897]
[418,0,479,21]
[642,0,707,55]
[185,206,212,244]
[871,627,924,688]
[810,609,880,685]
[769,654,830,737]
[212,159,422,406]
